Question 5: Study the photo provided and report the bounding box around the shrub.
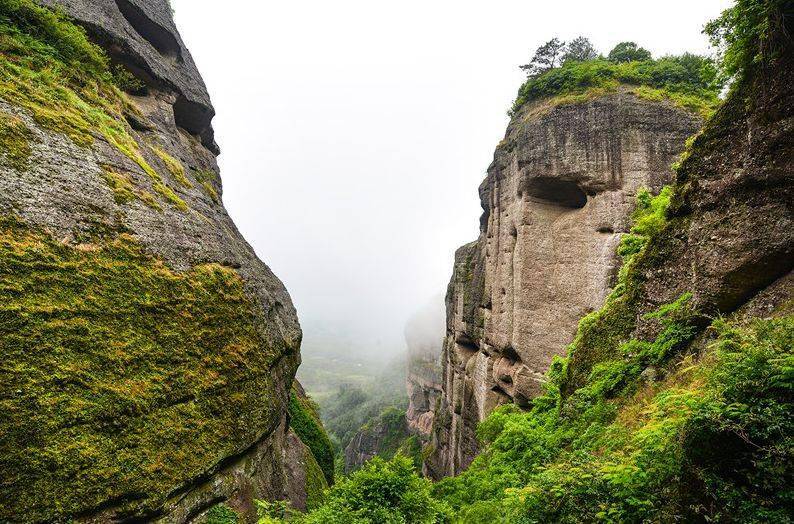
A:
[511,55,721,116]
[298,456,451,524]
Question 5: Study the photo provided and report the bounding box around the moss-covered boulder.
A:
[0,1,302,521]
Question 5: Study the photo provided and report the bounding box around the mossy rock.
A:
[0,217,288,521]
[288,384,335,485]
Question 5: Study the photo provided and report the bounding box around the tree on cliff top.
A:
[563,36,599,63]
[520,37,566,76]
[607,41,653,63]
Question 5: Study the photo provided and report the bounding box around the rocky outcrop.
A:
[424,89,703,479]
[404,303,444,440]
[343,407,414,473]
[0,1,305,521]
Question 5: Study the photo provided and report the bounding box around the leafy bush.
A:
[205,503,239,524]
[297,456,451,524]
[705,0,791,83]
[607,41,652,63]
[511,54,721,115]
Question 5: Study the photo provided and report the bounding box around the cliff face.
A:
[0,1,307,521]
[404,303,444,440]
[425,90,703,479]
[343,407,417,474]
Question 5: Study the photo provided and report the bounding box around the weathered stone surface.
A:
[38,0,218,152]
[0,1,304,521]
[425,90,703,478]
[343,408,412,473]
[404,304,444,440]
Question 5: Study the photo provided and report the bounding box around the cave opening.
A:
[524,177,587,208]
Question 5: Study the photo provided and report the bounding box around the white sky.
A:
[171,0,732,359]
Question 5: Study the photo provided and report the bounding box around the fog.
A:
[171,0,730,361]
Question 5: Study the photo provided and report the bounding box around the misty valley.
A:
[0,0,792,523]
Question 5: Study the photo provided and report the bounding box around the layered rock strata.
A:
[425,90,703,479]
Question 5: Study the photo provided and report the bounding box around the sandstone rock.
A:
[0,1,303,521]
[343,407,414,473]
[404,303,444,441]
[425,89,703,478]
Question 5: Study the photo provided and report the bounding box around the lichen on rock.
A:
[0,0,304,521]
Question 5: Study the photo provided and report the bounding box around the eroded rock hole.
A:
[115,0,182,60]
[524,177,587,208]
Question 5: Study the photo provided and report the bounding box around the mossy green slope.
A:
[0,217,288,521]
[288,383,335,486]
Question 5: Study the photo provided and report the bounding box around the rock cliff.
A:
[425,89,703,478]
[404,303,444,441]
[343,407,417,474]
[0,1,310,521]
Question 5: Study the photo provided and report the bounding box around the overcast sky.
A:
[171,0,732,359]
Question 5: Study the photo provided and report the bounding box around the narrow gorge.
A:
[2,0,792,523]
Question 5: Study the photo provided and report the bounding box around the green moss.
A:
[153,180,189,211]
[0,109,33,169]
[303,444,328,511]
[631,85,719,119]
[0,216,288,522]
[0,0,170,205]
[289,385,335,485]
[194,169,220,203]
[152,145,192,188]
[100,167,162,211]
[205,503,240,524]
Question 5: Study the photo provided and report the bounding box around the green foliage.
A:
[705,0,790,83]
[206,503,240,524]
[289,385,335,485]
[314,358,408,458]
[520,37,566,76]
[511,54,721,116]
[0,109,33,169]
[0,0,187,211]
[562,36,598,63]
[681,317,794,522]
[0,0,107,80]
[0,217,286,521]
[195,168,220,202]
[607,41,652,63]
[616,186,672,263]
[297,456,451,524]
[434,312,792,523]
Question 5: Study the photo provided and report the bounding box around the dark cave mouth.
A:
[524,177,588,208]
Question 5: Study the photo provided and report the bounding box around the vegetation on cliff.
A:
[0,0,192,211]
[0,3,299,520]
[288,383,336,485]
[511,39,723,117]
[0,217,288,521]
[268,3,792,520]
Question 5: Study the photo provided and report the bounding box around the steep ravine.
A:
[0,1,323,522]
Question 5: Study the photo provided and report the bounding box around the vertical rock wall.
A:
[0,1,308,521]
[404,303,444,440]
[424,90,702,479]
